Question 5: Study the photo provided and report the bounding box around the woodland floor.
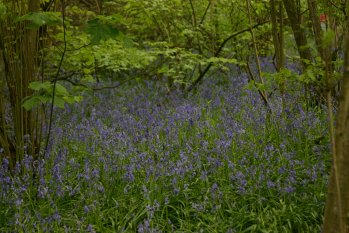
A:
[0,74,330,232]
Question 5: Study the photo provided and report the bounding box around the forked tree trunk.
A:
[322,20,349,233]
[282,0,313,68]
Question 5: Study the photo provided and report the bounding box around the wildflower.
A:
[87,224,96,233]
[84,205,90,214]
[14,213,21,226]
[284,186,295,193]
[267,180,275,189]
[91,169,100,179]
[278,166,286,175]
[164,196,169,205]
[37,185,48,199]
[138,219,151,233]
[2,157,9,169]
[52,211,61,224]
[200,171,208,180]
[173,188,180,195]
[15,199,22,208]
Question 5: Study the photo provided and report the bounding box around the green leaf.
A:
[0,3,7,17]
[158,65,169,74]
[37,95,52,104]
[245,80,256,91]
[83,68,91,74]
[53,97,65,108]
[85,55,95,66]
[22,96,41,110]
[74,96,83,102]
[16,12,61,29]
[55,83,69,95]
[322,29,335,47]
[28,81,51,91]
[86,18,120,43]
[62,95,83,104]
[81,74,95,83]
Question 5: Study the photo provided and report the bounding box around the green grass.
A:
[0,80,330,232]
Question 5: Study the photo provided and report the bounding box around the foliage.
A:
[40,6,156,88]
[22,81,82,110]
[0,2,6,17]
[101,0,269,87]
[0,77,330,232]
[1,0,348,231]
[15,11,61,29]
[85,16,122,44]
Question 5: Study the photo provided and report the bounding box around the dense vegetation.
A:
[0,0,349,232]
[1,77,330,232]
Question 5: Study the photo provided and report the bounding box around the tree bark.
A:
[323,20,349,233]
[282,0,312,68]
[0,0,41,164]
[270,0,285,71]
[307,0,325,59]
[270,0,286,110]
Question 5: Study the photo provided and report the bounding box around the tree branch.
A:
[187,19,273,92]
[199,1,211,25]
[43,0,67,157]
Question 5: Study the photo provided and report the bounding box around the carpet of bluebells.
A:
[0,73,330,232]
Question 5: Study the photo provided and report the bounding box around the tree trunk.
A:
[270,0,285,71]
[270,0,286,110]
[307,0,325,59]
[323,20,349,233]
[0,0,42,165]
[282,0,312,67]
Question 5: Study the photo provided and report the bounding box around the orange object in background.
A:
[320,13,327,22]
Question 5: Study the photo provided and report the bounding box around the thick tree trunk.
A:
[282,0,312,67]
[0,0,41,164]
[323,21,349,233]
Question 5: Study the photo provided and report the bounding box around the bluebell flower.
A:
[2,157,9,169]
[267,180,276,189]
[84,205,90,214]
[284,186,295,194]
[87,224,96,233]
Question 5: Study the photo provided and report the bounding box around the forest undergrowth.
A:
[0,73,331,232]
